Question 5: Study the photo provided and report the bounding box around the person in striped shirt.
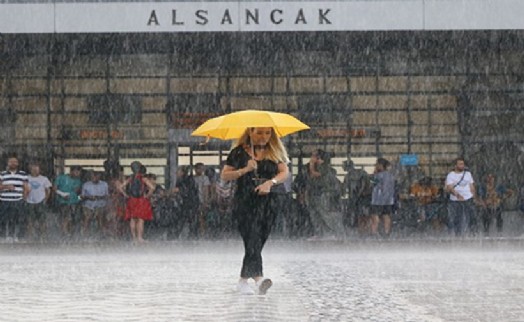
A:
[0,155,30,242]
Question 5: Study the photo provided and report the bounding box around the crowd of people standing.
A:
[294,155,523,239]
[1,152,524,244]
[0,154,241,243]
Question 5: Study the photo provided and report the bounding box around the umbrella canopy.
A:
[191,110,310,140]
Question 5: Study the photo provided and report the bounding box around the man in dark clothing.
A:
[343,160,372,235]
[172,166,199,239]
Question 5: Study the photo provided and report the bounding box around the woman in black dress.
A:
[221,127,289,295]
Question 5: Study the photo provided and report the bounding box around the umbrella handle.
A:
[199,136,210,146]
[251,144,259,177]
[246,144,259,178]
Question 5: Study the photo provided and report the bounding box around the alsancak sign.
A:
[1,0,524,33]
[147,6,333,28]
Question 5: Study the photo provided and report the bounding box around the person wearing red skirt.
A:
[119,161,155,243]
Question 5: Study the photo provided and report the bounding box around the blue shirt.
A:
[371,171,395,206]
[82,180,109,210]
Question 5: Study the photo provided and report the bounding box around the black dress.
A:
[226,145,285,278]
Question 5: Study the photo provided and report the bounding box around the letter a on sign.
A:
[221,9,233,25]
[295,9,307,24]
[147,10,160,26]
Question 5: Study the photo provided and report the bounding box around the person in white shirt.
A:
[445,158,477,236]
[26,162,52,242]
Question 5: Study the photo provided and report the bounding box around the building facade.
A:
[1,1,523,193]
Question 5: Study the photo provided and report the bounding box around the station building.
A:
[1,1,523,193]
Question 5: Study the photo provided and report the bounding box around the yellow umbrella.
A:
[191,109,310,140]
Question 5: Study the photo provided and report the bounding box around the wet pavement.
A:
[1,238,523,321]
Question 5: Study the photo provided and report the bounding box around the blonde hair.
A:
[234,128,289,163]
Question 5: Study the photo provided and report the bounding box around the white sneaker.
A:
[256,278,273,295]
[237,281,255,295]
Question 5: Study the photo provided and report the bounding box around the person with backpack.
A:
[118,161,155,243]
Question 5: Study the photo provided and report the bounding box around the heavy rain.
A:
[1,0,524,321]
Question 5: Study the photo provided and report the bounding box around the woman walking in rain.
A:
[118,161,155,243]
[220,127,289,295]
